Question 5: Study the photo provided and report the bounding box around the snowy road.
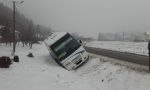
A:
[85,46,149,66]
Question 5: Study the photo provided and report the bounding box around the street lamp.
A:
[12,1,24,56]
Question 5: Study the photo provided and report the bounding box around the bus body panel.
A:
[44,32,89,70]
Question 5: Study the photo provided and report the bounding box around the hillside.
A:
[0,2,51,41]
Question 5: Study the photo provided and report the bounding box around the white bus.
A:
[44,32,89,70]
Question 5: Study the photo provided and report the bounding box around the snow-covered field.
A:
[86,41,148,56]
[0,42,150,90]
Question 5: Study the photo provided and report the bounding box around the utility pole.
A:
[36,25,40,40]
[12,1,16,56]
[12,1,24,56]
[123,32,125,41]
[98,32,102,41]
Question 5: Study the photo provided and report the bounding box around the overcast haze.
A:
[2,0,150,39]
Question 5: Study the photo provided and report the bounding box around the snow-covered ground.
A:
[86,41,148,56]
[0,42,150,90]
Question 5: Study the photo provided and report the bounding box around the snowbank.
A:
[0,42,150,90]
[86,41,148,56]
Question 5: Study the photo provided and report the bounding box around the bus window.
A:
[51,34,80,61]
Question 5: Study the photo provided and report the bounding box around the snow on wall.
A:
[86,41,148,56]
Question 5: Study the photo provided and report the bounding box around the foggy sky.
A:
[2,0,150,39]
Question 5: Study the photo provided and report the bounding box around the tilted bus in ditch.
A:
[44,32,89,70]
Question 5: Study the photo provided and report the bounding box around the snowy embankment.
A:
[0,42,150,90]
[86,41,148,56]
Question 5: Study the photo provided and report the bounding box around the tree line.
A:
[0,3,52,48]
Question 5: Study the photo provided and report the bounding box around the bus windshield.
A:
[51,34,81,61]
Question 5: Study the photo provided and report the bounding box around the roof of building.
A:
[0,25,4,29]
[15,30,20,33]
[0,25,5,31]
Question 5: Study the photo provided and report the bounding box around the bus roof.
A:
[44,32,67,46]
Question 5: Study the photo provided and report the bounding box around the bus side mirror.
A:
[79,40,82,44]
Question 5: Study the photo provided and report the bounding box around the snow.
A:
[0,42,150,90]
[86,41,148,56]
[0,43,92,90]
[44,32,67,47]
